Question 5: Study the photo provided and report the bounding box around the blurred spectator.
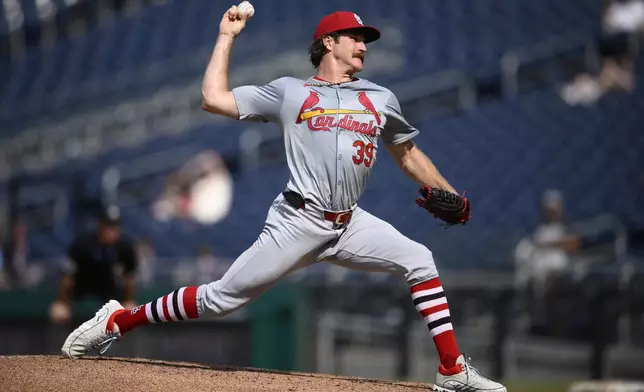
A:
[514,190,586,337]
[598,53,635,91]
[152,150,233,225]
[1,220,29,289]
[560,52,634,106]
[603,0,644,34]
[49,207,139,325]
[600,0,638,89]
[152,171,191,221]
[560,0,638,106]
[559,73,604,106]
[514,190,581,295]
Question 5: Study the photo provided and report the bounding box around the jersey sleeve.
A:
[381,91,419,145]
[232,77,288,123]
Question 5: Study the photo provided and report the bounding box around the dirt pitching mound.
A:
[1,355,439,392]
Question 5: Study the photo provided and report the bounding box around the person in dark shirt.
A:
[49,210,138,324]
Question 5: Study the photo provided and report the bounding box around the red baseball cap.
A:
[314,11,381,43]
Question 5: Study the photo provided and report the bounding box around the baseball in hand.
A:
[237,1,254,18]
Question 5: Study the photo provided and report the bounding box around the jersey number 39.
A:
[352,140,374,167]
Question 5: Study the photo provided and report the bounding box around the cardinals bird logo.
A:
[296,91,320,123]
[357,92,381,125]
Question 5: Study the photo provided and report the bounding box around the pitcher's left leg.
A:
[322,207,506,392]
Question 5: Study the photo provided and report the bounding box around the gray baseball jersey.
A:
[196,76,438,319]
[232,76,419,211]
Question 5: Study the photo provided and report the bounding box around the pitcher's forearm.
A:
[202,33,235,96]
[201,33,239,118]
[401,147,457,193]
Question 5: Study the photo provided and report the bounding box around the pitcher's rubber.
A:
[0,355,444,392]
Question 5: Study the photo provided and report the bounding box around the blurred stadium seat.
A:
[0,0,605,131]
[0,0,640,269]
[4,82,641,269]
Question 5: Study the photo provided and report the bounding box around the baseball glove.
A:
[415,185,471,226]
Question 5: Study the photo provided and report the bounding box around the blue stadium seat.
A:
[5,83,644,268]
[1,1,638,272]
[0,0,605,131]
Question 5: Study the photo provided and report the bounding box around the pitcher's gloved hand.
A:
[415,185,471,226]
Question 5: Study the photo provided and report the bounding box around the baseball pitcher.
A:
[61,4,505,391]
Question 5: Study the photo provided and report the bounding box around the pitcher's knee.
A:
[402,244,439,286]
[197,280,257,318]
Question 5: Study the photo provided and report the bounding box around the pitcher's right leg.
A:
[122,196,334,328]
[62,194,335,359]
[197,216,331,318]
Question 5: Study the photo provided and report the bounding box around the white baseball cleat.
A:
[435,354,507,392]
[61,300,125,359]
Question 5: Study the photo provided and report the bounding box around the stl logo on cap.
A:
[353,13,364,25]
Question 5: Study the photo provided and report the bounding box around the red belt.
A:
[283,191,353,226]
[323,210,353,226]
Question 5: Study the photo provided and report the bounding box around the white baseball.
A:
[237,1,254,18]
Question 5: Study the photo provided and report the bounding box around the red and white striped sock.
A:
[410,278,460,370]
[113,286,199,335]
